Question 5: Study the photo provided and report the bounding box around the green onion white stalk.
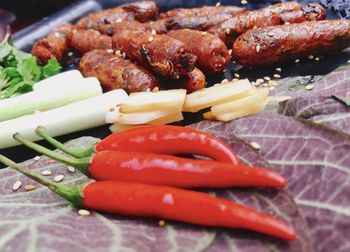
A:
[0,89,128,149]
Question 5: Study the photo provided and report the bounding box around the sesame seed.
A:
[256,78,264,84]
[78,209,91,216]
[347,59,350,64]
[159,219,166,226]
[54,175,64,182]
[152,87,160,92]
[72,29,77,34]
[273,74,281,78]
[263,76,271,81]
[33,156,41,161]
[221,79,229,84]
[284,22,290,25]
[315,57,320,61]
[67,52,73,57]
[267,32,274,36]
[241,0,248,5]
[201,31,207,35]
[228,49,232,55]
[122,52,126,58]
[216,2,221,6]
[151,29,156,35]
[275,67,281,72]
[255,44,260,53]
[232,78,239,82]
[12,181,22,191]
[232,60,236,64]
[226,28,230,35]
[115,18,123,23]
[106,49,114,54]
[308,55,314,59]
[148,36,154,42]
[54,32,60,38]
[253,82,261,87]
[250,141,261,150]
[234,73,240,78]
[41,170,52,176]
[67,166,76,173]
[294,59,300,63]
[25,184,36,191]
[305,84,314,91]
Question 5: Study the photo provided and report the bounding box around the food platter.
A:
[1,0,348,166]
[0,1,349,251]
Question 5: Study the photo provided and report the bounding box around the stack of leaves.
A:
[0,34,61,99]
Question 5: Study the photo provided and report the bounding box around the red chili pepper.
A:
[0,154,296,241]
[35,125,239,165]
[14,134,286,188]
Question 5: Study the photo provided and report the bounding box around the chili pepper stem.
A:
[36,126,94,159]
[0,154,84,206]
[13,133,90,176]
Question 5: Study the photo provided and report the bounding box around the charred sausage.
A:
[79,49,159,92]
[75,1,158,30]
[32,23,73,64]
[161,67,206,93]
[208,2,325,47]
[112,30,197,79]
[182,67,206,93]
[232,20,350,68]
[70,29,112,53]
[167,29,230,73]
[99,19,168,36]
[160,5,244,19]
[165,13,233,31]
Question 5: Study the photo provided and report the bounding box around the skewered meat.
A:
[70,29,112,53]
[32,23,73,64]
[160,5,244,18]
[75,1,158,30]
[112,30,197,79]
[167,29,230,73]
[79,49,159,92]
[208,2,326,47]
[232,20,350,68]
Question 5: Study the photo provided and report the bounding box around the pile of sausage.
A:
[31,1,350,93]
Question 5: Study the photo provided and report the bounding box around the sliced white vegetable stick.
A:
[209,100,268,121]
[109,112,184,133]
[183,79,253,112]
[148,111,183,125]
[0,77,102,122]
[211,89,268,116]
[0,89,128,149]
[33,70,83,90]
[121,89,186,113]
[109,109,176,125]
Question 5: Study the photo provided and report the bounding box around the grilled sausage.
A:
[232,20,350,68]
[32,23,73,64]
[70,29,112,53]
[162,67,206,93]
[160,5,244,18]
[165,13,233,31]
[75,1,158,30]
[208,2,326,47]
[79,49,159,92]
[112,30,197,79]
[167,29,230,73]
[99,19,168,36]
[182,67,206,93]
